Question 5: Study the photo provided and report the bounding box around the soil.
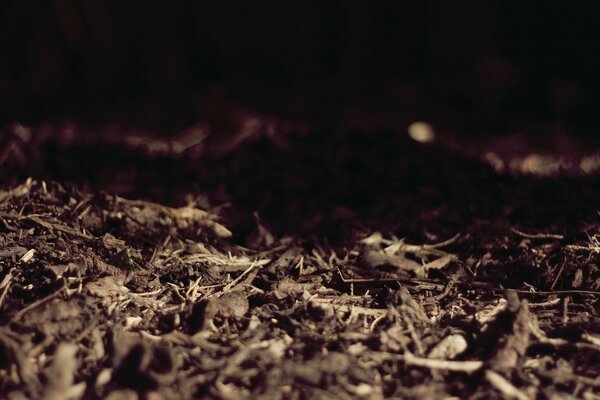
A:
[0,113,599,399]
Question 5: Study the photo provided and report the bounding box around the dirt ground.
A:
[1,114,599,399]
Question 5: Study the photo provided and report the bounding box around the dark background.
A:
[0,1,598,137]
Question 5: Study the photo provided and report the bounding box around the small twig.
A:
[528,298,561,309]
[562,296,570,326]
[536,368,600,388]
[19,249,36,263]
[486,370,531,400]
[401,309,425,356]
[379,234,459,259]
[337,269,600,296]
[466,281,600,297]
[403,351,483,372]
[186,277,203,300]
[530,321,600,354]
[566,233,600,254]
[166,283,187,303]
[140,330,163,342]
[11,281,66,321]
[511,227,563,240]
[129,288,163,297]
[369,314,386,331]
[421,233,461,249]
[240,283,265,294]
[501,288,600,297]
[27,334,54,359]
[529,321,569,347]
[551,260,567,290]
[432,277,458,301]
[367,349,483,372]
[27,215,94,240]
[582,334,600,348]
[220,260,261,295]
[336,269,445,290]
[0,267,14,310]
[74,318,99,342]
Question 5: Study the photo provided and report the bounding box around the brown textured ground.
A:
[0,116,599,399]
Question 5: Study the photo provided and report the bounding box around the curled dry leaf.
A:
[360,232,384,246]
[361,248,456,278]
[421,254,456,272]
[428,334,468,360]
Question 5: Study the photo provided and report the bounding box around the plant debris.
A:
[0,121,599,399]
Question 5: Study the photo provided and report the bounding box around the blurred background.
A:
[0,1,598,138]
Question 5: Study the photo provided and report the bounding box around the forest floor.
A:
[0,111,599,399]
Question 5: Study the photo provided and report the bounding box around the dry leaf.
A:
[429,334,468,360]
[423,254,455,270]
[43,343,86,400]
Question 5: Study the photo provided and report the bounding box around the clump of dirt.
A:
[0,119,599,399]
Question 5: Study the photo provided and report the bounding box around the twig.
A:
[421,233,461,249]
[369,314,386,331]
[166,283,186,303]
[140,330,163,342]
[0,268,14,310]
[74,318,99,342]
[403,351,483,372]
[529,321,600,354]
[486,370,531,400]
[337,269,445,291]
[511,227,563,240]
[461,281,600,297]
[536,368,600,388]
[27,215,94,240]
[367,350,483,372]
[220,260,260,294]
[129,288,163,297]
[562,296,570,325]
[309,301,386,318]
[337,269,600,296]
[528,298,561,309]
[401,309,425,356]
[11,281,66,321]
[582,334,600,348]
[500,288,600,297]
[566,233,600,254]
[432,277,458,301]
[551,260,567,290]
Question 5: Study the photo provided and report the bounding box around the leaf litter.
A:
[0,121,599,399]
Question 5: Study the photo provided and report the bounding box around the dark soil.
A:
[1,115,599,399]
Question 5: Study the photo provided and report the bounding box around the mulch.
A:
[0,117,599,399]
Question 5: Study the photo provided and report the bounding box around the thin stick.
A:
[403,352,483,372]
[27,215,94,240]
[0,268,14,310]
[220,261,260,294]
[486,370,530,400]
[337,269,600,296]
[551,260,567,290]
[336,269,445,290]
[511,227,563,240]
[421,233,461,249]
[501,288,600,297]
[11,282,66,321]
[367,350,483,372]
